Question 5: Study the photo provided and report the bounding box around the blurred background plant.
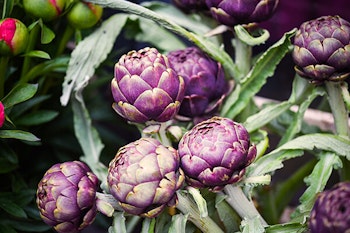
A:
[0,0,350,232]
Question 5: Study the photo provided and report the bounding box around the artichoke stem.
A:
[176,190,224,233]
[224,185,268,227]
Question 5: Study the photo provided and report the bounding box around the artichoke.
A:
[292,15,350,83]
[205,0,279,26]
[36,161,99,233]
[111,47,185,123]
[107,137,184,218]
[67,2,103,29]
[167,46,227,118]
[178,116,256,191]
[309,182,350,233]
[0,101,4,128]
[0,18,29,56]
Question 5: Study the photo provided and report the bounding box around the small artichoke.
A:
[0,101,4,128]
[36,161,99,233]
[111,47,185,123]
[107,138,184,218]
[309,182,350,233]
[67,2,103,29]
[178,116,256,191]
[0,18,29,56]
[23,0,67,22]
[167,47,227,118]
[292,15,350,83]
[205,0,279,26]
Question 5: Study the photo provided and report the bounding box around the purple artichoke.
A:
[0,18,28,56]
[309,182,350,233]
[292,15,350,83]
[111,47,185,123]
[178,116,256,191]
[107,137,184,218]
[205,0,279,26]
[0,101,4,128]
[167,47,227,118]
[36,161,99,233]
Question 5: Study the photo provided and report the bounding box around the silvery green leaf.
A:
[108,212,127,233]
[187,187,208,218]
[240,216,265,233]
[169,214,188,233]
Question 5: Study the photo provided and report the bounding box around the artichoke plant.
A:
[0,18,29,56]
[36,161,99,233]
[107,137,184,218]
[167,46,227,118]
[111,47,185,123]
[0,101,4,128]
[309,182,350,233]
[205,0,279,26]
[178,116,256,191]
[292,15,350,83]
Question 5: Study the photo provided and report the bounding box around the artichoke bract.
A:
[178,116,256,191]
[0,102,4,128]
[167,47,227,118]
[293,15,350,83]
[205,0,279,26]
[111,47,185,123]
[309,182,350,233]
[0,18,29,56]
[107,138,184,218]
[36,161,99,233]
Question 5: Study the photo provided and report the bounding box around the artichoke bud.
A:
[0,102,4,128]
[309,182,350,233]
[111,47,185,123]
[23,0,67,21]
[178,116,256,191]
[292,15,350,83]
[0,18,29,56]
[67,2,103,29]
[36,161,99,233]
[107,138,184,218]
[167,46,228,118]
[205,0,279,26]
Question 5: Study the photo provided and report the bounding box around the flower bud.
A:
[67,2,103,29]
[23,0,67,21]
[0,18,29,56]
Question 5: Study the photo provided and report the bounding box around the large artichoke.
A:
[309,182,350,233]
[36,161,99,233]
[205,0,279,26]
[167,46,227,118]
[107,137,184,218]
[293,15,350,83]
[111,47,185,123]
[0,101,4,128]
[178,116,256,191]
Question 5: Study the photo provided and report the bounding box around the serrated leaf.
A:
[221,29,296,118]
[1,84,38,108]
[23,50,50,59]
[60,13,129,106]
[0,130,40,141]
[0,199,27,218]
[15,110,58,126]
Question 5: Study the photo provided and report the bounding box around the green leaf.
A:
[0,130,40,141]
[169,214,188,233]
[215,194,240,233]
[221,29,296,118]
[1,84,38,108]
[15,110,59,126]
[60,13,129,106]
[23,50,50,59]
[0,224,17,233]
[234,25,270,46]
[241,216,265,233]
[39,22,55,44]
[266,222,307,233]
[291,152,342,223]
[108,212,127,233]
[0,199,27,218]
[7,220,51,232]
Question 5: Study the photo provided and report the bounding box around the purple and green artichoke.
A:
[107,137,184,218]
[67,2,103,29]
[178,116,256,191]
[111,47,185,123]
[309,181,350,233]
[205,0,279,26]
[0,18,28,56]
[23,0,67,21]
[167,46,227,118]
[292,15,350,83]
[36,161,99,233]
[0,101,4,128]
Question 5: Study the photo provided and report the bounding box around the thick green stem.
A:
[224,185,268,226]
[234,35,252,80]
[0,56,9,98]
[176,191,224,233]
